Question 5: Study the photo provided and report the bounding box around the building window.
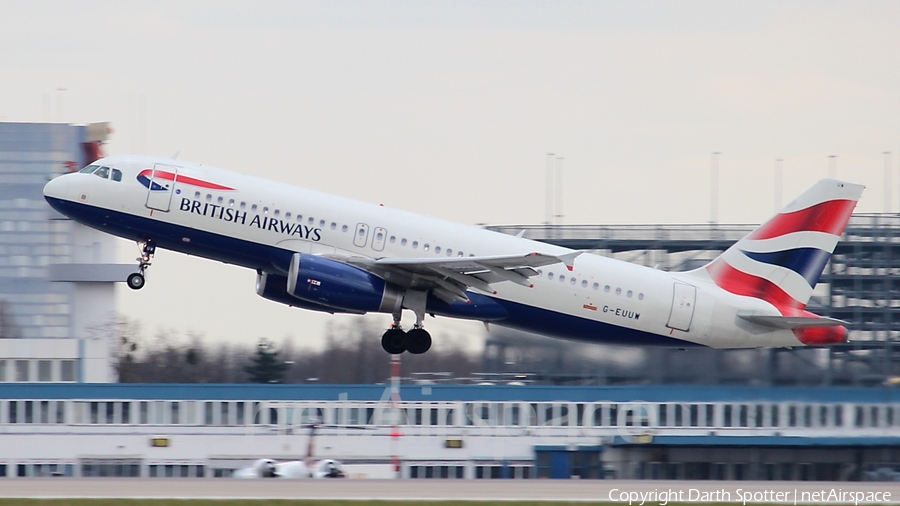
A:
[0,359,6,382]
[38,360,52,381]
[61,360,75,382]
[15,360,29,382]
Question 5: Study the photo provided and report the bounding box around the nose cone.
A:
[43,174,71,213]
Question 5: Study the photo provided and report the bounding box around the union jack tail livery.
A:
[697,178,864,345]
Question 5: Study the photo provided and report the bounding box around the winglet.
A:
[515,230,526,238]
[558,251,582,271]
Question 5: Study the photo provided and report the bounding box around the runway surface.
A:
[2,479,900,502]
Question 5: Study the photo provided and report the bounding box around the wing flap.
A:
[328,251,581,294]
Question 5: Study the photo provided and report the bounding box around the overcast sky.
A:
[1,1,898,351]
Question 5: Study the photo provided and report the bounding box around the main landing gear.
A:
[381,311,432,355]
[127,240,155,291]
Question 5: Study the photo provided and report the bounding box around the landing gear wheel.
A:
[126,272,145,290]
[381,328,407,354]
[405,328,432,355]
[131,239,156,290]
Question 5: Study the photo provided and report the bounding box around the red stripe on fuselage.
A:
[705,258,805,309]
[748,199,856,240]
[138,169,234,191]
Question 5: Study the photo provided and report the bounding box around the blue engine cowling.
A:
[286,253,403,314]
[256,272,354,314]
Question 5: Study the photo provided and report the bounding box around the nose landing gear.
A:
[127,240,155,291]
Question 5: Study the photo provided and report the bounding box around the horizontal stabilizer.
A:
[737,311,847,329]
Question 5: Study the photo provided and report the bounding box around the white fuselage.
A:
[43,156,802,349]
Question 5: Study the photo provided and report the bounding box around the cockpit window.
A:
[79,164,99,174]
[111,169,122,182]
[94,166,110,179]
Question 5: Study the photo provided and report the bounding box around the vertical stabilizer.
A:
[693,178,864,311]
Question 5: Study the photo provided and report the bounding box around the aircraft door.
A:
[353,223,369,248]
[666,282,696,332]
[371,227,387,252]
[144,163,179,212]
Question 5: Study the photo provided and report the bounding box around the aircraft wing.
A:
[330,251,581,304]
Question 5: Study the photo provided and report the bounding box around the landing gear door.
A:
[666,282,696,332]
[353,223,369,248]
[144,163,179,212]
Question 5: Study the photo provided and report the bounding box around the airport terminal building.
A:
[1,383,900,481]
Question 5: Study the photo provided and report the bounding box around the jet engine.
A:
[312,459,346,478]
[248,458,278,478]
[256,272,353,314]
[286,253,403,314]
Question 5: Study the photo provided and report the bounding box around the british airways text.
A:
[179,198,322,240]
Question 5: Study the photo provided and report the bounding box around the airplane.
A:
[43,155,864,354]
[233,422,345,479]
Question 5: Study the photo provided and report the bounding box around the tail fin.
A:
[695,178,864,311]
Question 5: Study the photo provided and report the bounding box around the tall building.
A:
[0,122,131,383]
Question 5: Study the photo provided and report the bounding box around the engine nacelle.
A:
[313,459,346,478]
[287,253,403,314]
[256,272,352,314]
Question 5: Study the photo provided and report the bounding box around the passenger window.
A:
[401,238,407,246]
[627,290,633,298]
[195,192,201,199]
[217,197,224,204]
[330,222,336,230]
[319,220,325,227]
[240,202,246,209]
[251,204,257,212]
[390,236,396,243]
[458,251,464,257]
[593,283,599,290]
[581,280,588,288]
[604,285,610,292]
[94,166,110,179]
[342,225,348,232]
[570,277,576,285]
[548,272,554,279]
[446,249,452,256]
[638,293,644,300]
[284,211,290,218]
[423,244,430,251]
[412,241,418,249]
[435,246,441,254]
[558,275,565,282]
[206,194,212,202]
[308,217,314,225]
[263,207,268,214]
[111,169,122,182]
[274,209,280,217]
[615,287,622,295]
